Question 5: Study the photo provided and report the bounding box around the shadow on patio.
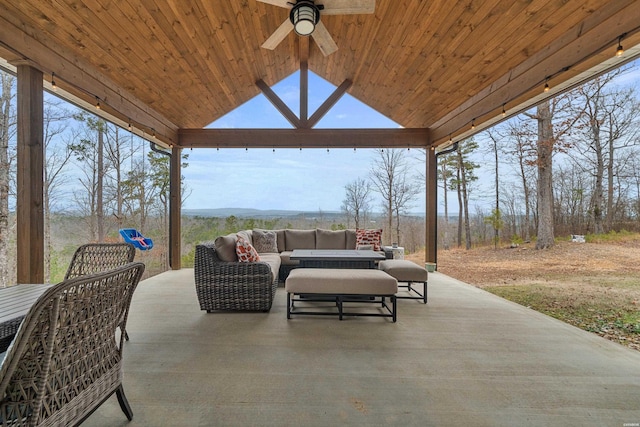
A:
[85,269,640,426]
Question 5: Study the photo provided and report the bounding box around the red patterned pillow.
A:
[356,229,383,251]
[235,235,260,262]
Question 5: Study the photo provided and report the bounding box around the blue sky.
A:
[183,71,428,213]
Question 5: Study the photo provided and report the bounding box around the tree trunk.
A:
[441,161,450,250]
[0,74,14,288]
[458,147,472,250]
[536,100,555,249]
[97,125,105,242]
[493,136,499,249]
[586,95,605,235]
[606,114,615,231]
[522,167,531,242]
[456,166,463,247]
[44,179,51,283]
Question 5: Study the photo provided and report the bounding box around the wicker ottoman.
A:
[378,260,428,303]
[285,268,398,321]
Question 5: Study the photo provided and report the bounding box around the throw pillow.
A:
[356,228,383,251]
[252,229,278,253]
[214,234,238,262]
[235,235,260,262]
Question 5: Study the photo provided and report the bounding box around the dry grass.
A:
[405,237,640,351]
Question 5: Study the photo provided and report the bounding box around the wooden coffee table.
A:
[290,249,385,269]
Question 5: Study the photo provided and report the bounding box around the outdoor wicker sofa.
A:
[194,228,384,312]
[0,262,145,426]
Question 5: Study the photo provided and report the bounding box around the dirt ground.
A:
[405,238,640,351]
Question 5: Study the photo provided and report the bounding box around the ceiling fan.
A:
[259,0,375,56]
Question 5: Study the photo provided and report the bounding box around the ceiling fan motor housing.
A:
[290,1,323,36]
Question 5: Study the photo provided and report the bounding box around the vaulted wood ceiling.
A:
[1,0,640,148]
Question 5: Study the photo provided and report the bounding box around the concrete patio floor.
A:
[84,269,640,426]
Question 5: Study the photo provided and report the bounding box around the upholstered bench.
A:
[378,260,428,303]
[285,268,398,322]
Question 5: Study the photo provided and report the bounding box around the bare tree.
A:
[453,139,479,249]
[570,71,640,233]
[69,115,111,241]
[485,130,503,248]
[370,149,419,244]
[341,177,372,229]
[0,72,16,288]
[43,98,73,281]
[532,100,556,248]
[437,151,457,249]
[524,93,579,249]
[391,172,421,245]
[501,118,537,241]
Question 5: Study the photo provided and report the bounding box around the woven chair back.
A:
[64,242,136,280]
[0,262,145,426]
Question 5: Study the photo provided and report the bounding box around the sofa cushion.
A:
[237,230,252,244]
[236,235,260,262]
[284,229,316,251]
[316,229,346,249]
[214,234,238,262]
[275,230,286,252]
[345,229,357,249]
[253,229,278,253]
[356,229,383,251]
[257,253,282,284]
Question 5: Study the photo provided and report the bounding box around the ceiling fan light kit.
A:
[260,0,375,56]
[290,1,322,36]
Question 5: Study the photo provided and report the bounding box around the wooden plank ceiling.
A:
[1,0,640,148]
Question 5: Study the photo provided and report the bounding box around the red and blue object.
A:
[119,229,153,251]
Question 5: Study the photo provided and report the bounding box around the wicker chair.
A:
[0,262,145,427]
[65,242,137,341]
[194,243,277,312]
[65,242,136,280]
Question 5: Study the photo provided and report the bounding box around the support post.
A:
[16,64,44,283]
[169,145,181,270]
[425,146,437,267]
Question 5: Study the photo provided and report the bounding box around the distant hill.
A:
[182,208,426,219]
[182,208,344,219]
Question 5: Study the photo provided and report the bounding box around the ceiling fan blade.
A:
[256,0,293,9]
[262,18,294,50]
[320,0,375,15]
[311,21,338,56]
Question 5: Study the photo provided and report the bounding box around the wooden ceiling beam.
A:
[256,79,302,128]
[178,128,430,149]
[0,14,179,146]
[429,1,640,145]
[300,37,309,127]
[307,79,353,128]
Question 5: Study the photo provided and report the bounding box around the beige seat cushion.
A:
[258,253,282,284]
[378,260,428,282]
[286,268,397,295]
